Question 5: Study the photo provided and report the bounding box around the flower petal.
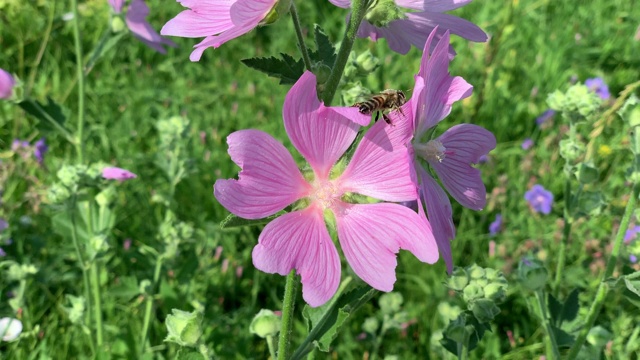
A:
[335,202,438,292]
[126,0,178,53]
[252,206,341,307]
[397,0,473,12]
[339,112,417,202]
[161,8,234,38]
[327,0,350,8]
[214,130,310,219]
[417,168,455,273]
[430,124,496,210]
[283,71,360,179]
[410,11,487,43]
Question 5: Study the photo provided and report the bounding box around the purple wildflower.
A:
[0,68,14,99]
[102,166,137,181]
[630,255,638,263]
[477,154,489,164]
[524,184,554,215]
[585,77,610,100]
[0,218,7,232]
[489,214,502,236]
[108,0,177,53]
[536,109,555,126]
[624,225,640,244]
[11,139,29,152]
[0,248,5,257]
[34,138,48,163]
[521,138,533,150]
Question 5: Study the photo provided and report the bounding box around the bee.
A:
[353,89,407,124]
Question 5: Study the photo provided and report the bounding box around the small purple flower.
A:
[624,225,640,244]
[0,68,15,99]
[0,218,8,232]
[585,77,610,100]
[34,138,48,163]
[521,138,534,150]
[477,154,489,164]
[102,166,137,181]
[123,238,132,251]
[630,255,638,263]
[489,214,502,236]
[11,139,29,152]
[524,184,554,215]
[0,248,5,257]
[536,109,556,126]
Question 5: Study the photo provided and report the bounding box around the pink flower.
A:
[329,0,487,55]
[393,29,495,272]
[108,0,177,53]
[214,71,438,306]
[161,0,280,61]
[102,166,137,181]
[0,68,15,99]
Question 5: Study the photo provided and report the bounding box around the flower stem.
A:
[321,0,369,105]
[277,270,298,360]
[535,290,560,360]
[290,2,312,71]
[566,186,639,359]
[70,0,85,164]
[139,255,165,356]
[90,262,104,348]
[267,334,278,360]
[553,179,572,293]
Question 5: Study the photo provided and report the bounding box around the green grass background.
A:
[1,0,639,358]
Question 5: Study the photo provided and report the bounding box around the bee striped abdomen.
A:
[353,89,407,124]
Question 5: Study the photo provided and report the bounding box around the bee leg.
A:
[382,113,392,125]
[397,106,405,117]
[374,111,380,122]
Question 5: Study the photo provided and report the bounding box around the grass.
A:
[1,0,639,358]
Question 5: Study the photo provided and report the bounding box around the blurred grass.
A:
[1,0,639,358]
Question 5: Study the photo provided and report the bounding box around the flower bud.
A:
[448,267,469,291]
[365,0,405,27]
[559,138,585,163]
[471,299,501,323]
[576,162,599,184]
[164,309,203,347]
[517,258,548,291]
[95,186,117,208]
[110,16,125,33]
[87,234,110,260]
[483,283,507,303]
[362,317,379,334]
[341,83,371,107]
[64,295,86,325]
[379,292,403,315]
[462,283,484,303]
[249,309,281,338]
[5,262,38,282]
[467,264,486,280]
[586,325,612,348]
[47,184,71,204]
[57,165,87,187]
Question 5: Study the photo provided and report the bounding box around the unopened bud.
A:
[448,267,469,291]
[249,309,281,338]
[471,299,501,323]
[164,309,203,347]
[462,283,484,303]
[517,258,548,291]
[379,292,403,315]
[362,317,379,334]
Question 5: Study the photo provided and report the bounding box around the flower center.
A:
[414,140,447,163]
[365,0,406,27]
[311,180,341,209]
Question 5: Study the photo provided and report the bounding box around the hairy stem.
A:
[140,255,165,355]
[553,179,572,293]
[277,270,298,360]
[90,262,104,348]
[290,2,312,71]
[535,290,560,360]
[566,186,639,359]
[70,0,85,163]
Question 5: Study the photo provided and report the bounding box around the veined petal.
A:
[283,71,360,179]
[214,130,310,219]
[397,0,473,11]
[418,168,455,273]
[430,124,496,210]
[335,202,438,292]
[410,11,487,42]
[252,206,341,307]
[126,0,178,53]
[327,0,350,8]
[339,114,417,202]
[189,23,254,61]
[161,9,234,38]
[230,0,277,26]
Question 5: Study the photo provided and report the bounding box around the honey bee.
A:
[353,89,406,124]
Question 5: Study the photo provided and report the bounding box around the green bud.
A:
[517,258,548,291]
[462,283,484,303]
[574,190,606,218]
[379,292,403,315]
[164,309,203,347]
[110,16,125,33]
[467,264,485,280]
[547,84,602,122]
[95,186,117,208]
[355,50,379,74]
[57,165,87,187]
[87,163,105,180]
[4,261,38,281]
[448,267,469,291]
[586,325,613,348]
[139,279,152,295]
[312,63,332,85]
[362,317,379,334]
[575,162,599,184]
[87,234,110,260]
[261,0,290,25]
[471,299,501,323]
[628,105,640,128]
[473,278,489,288]
[47,183,71,204]
[249,309,281,338]
[64,295,86,325]
[559,138,585,163]
[341,82,371,107]
[483,283,507,303]
[365,0,405,27]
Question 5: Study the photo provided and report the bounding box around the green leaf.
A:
[19,97,69,133]
[220,212,284,229]
[311,25,336,68]
[547,293,562,326]
[291,286,376,359]
[241,54,304,84]
[108,276,140,300]
[561,288,580,323]
[441,312,490,356]
[176,350,205,360]
[624,272,640,298]
[86,31,126,73]
[551,325,575,348]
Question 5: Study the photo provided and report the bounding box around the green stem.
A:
[25,1,55,97]
[90,262,104,348]
[554,179,573,293]
[535,290,560,360]
[70,0,85,164]
[290,2,312,71]
[566,186,639,359]
[267,335,278,360]
[320,0,370,105]
[69,200,95,353]
[277,270,298,360]
[140,255,165,355]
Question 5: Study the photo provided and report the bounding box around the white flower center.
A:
[414,140,447,163]
[311,180,341,209]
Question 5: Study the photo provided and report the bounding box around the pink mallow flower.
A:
[102,167,137,181]
[329,0,487,55]
[161,0,283,61]
[214,71,438,307]
[108,0,177,54]
[393,29,495,272]
[0,68,15,99]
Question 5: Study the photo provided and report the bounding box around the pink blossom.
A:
[329,0,487,55]
[214,71,438,307]
[161,0,280,61]
[0,68,15,99]
[392,29,495,272]
[102,166,137,181]
[108,0,176,53]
